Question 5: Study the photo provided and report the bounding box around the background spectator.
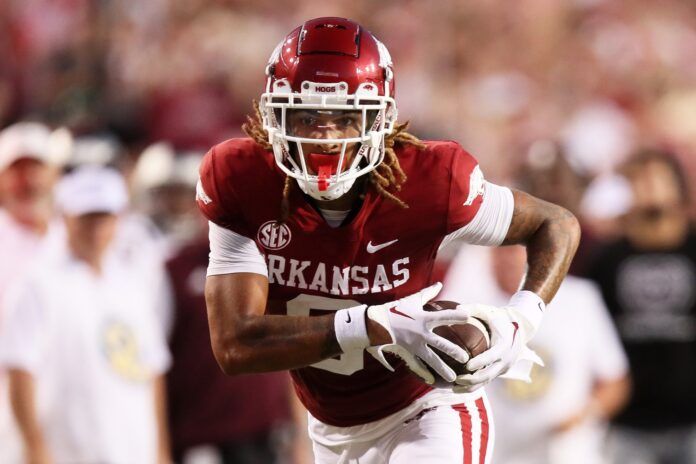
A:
[0,167,171,464]
[0,0,693,190]
[442,245,630,464]
[0,121,68,464]
[587,149,696,464]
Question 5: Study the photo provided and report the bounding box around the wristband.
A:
[507,290,545,342]
[334,305,369,352]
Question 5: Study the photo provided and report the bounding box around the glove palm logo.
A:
[388,306,415,320]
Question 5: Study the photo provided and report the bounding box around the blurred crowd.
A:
[0,0,695,463]
[1,0,696,188]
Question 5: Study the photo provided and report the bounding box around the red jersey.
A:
[197,138,483,427]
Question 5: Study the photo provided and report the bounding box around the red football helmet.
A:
[260,17,397,201]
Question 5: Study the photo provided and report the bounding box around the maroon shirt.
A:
[166,241,291,451]
[197,138,483,427]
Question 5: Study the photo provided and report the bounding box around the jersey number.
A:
[286,294,365,376]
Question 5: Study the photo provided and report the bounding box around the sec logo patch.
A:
[257,221,292,250]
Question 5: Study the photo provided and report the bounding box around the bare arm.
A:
[555,374,631,432]
[588,374,632,420]
[206,272,389,375]
[153,375,171,464]
[8,369,52,464]
[503,190,582,304]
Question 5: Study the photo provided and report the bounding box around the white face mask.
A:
[260,80,397,201]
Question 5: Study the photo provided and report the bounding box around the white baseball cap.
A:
[55,167,128,216]
[0,122,73,172]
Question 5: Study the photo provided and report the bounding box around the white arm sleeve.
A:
[207,221,268,277]
[440,182,514,250]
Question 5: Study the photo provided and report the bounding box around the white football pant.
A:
[312,397,494,464]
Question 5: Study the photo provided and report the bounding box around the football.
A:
[423,300,491,377]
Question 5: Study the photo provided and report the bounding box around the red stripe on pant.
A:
[452,403,473,464]
[452,399,490,464]
[476,398,490,464]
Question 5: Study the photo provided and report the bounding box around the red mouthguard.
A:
[307,153,347,192]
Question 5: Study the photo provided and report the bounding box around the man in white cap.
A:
[0,121,66,462]
[0,166,172,464]
[0,121,66,305]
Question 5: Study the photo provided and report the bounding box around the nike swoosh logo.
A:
[366,239,399,254]
[346,312,352,323]
[389,306,414,320]
[537,302,544,312]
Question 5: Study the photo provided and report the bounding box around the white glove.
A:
[454,292,545,393]
[366,282,473,385]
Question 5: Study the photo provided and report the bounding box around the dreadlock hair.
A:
[242,100,426,222]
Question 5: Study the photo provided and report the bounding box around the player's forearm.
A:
[213,313,341,374]
[206,273,389,375]
[212,313,391,375]
[206,273,334,374]
[504,190,581,303]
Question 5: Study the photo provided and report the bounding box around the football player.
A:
[197,17,580,464]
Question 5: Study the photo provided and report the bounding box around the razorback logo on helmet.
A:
[257,221,292,250]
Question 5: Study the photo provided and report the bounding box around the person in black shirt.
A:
[588,148,696,464]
